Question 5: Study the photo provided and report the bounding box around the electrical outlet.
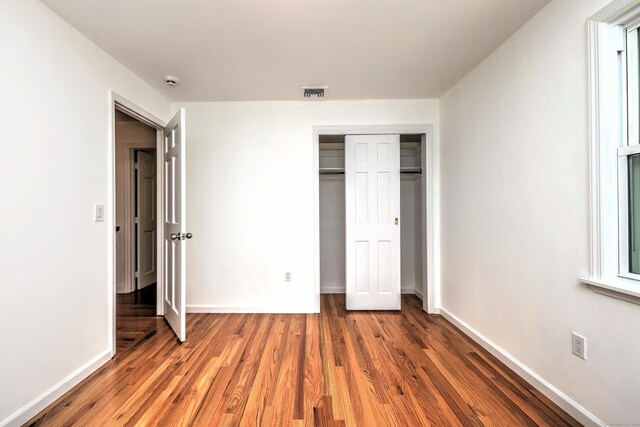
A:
[284,271,292,282]
[572,332,587,360]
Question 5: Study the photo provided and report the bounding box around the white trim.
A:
[108,90,167,357]
[320,287,346,294]
[591,0,640,23]
[588,21,600,280]
[0,350,111,427]
[619,154,632,276]
[438,309,604,427]
[618,144,640,156]
[187,305,316,313]
[585,0,640,301]
[579,276,640,303]
[617,270,640,280]
[414,286,424,300]
[112,93,166,130]
[320,287,422,295]
[312,124,440,314]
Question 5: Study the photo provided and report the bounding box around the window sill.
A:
[579,276,640,305]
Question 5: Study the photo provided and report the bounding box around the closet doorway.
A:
[313,125,436,314]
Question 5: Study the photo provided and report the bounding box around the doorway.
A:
[114,109,159,353]
[313,125,437,314]
[109,92,189,354]
[318,134,424,310]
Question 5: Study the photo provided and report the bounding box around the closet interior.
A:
[319,134,425,299]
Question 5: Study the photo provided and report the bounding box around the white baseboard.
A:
[320,287,345,294]
[414,287,424,300]
[187,305,316,314]
[1,349,112,427]
[439,308,604,427]
[320,287,418,295]
[189,288,420,312]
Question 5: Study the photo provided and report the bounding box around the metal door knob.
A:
[182,232,193,239]
[170,233,180,241]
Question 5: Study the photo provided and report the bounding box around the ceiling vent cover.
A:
[301,86,328,99]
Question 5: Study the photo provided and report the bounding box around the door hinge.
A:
[135,217,139,224]
[134,271,139,278]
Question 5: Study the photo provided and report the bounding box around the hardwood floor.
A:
[115,284,159,354]
[27,295,580,426]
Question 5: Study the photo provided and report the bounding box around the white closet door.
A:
[345,134,401,310]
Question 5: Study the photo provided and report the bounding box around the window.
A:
[619,24,638,279]
[583,1,640,302]
[628,154,640,273]
[618,22,640,280]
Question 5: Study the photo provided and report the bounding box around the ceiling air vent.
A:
[301,86,328,99]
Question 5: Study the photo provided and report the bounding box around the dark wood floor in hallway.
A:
[28,295,580,426]
[115,283,159,354]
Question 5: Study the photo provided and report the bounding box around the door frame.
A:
[313,124,440,314]
[108,91,166,357]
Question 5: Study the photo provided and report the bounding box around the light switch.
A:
[94,204,104,222]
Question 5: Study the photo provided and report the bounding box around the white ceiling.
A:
[39,0,549,102]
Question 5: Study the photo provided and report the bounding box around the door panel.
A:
[346,134,401,310]
[136,150,156,289]
[378,240,391,293]
[355,241,369,293]
[163,108,186,342]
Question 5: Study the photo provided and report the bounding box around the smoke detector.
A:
[301,86,328,99]
[163,75,180,87]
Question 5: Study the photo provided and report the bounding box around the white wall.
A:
[400,176,422,294]
[175,100,438,312]
[413,175,423,297]
[319,176,346,292]
[440,0,639,424]
[0,0,170,424]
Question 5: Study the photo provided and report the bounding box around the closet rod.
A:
[400,168,422,174]
[319,168,344,175]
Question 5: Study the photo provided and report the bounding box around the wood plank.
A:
[27,295,581,426]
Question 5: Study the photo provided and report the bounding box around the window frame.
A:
[618,23,637,281]
[583,0,640,303]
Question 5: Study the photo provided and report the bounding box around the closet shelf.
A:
[319,167,422,175]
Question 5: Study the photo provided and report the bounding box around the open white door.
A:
[136,150,157,289]
[345,134,401,310]
[163,108,189,342]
